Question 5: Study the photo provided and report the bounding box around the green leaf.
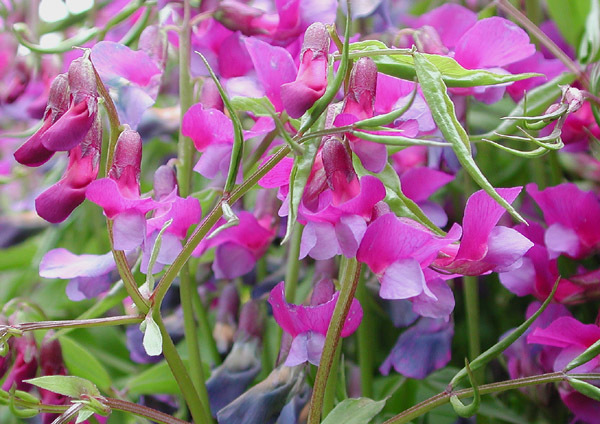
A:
[141,314,162,357]
[282,136,320,244]
[348,40,539,87]
[59,336,111,392]
[547,0,590,47]
[24,375,100,399]
[230,96,276,116]
[127,360,188,395]
[321,397,387,424]
[580,0,600,64]
[0,238,37,271]
[413,51,525,223]
[568,378,600,401]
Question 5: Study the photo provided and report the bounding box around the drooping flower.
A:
[268,280,362,366]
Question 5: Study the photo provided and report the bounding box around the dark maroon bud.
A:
[47,73,71,120]
[2,336,38,392]
[109,127,143,198]
[322,137,356,190]
[236,300,264,341]
[40,333,66,377]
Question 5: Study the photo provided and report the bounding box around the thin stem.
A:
[284,223,303,302]
[463,276,481,362]
[154,310,211,424]
[307,259,362,424]
[322,343,342,418]
[13,315,143,332]
[192,286,221,366]
[176,0,195,198]
[383,371,595,424]
[104,398,189,424]
[495,0,588,88]
[179,265,211,415]
[356,270,373,398]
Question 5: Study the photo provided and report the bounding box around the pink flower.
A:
[268,280,362,366]
[433,187,533,276]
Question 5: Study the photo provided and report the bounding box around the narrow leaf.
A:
[321,397,387,424]
[568,378,600,401]
[24,376,100,399]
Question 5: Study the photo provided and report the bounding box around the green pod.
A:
[413,51,526,223]
[351,130,451,147]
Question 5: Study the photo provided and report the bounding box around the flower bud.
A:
[562,86,584,113]
[2,335,38,392]
[236,299,264,341]
[345,57,378,116]
[413,26,448,55]
[109,127,143,198]
[214,1,277,36]
[47,73,70,120]
[322,137,360,204]
[67,56,97,104]
[40,333,66,376]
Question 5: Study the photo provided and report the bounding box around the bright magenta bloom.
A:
[268,280,362,366]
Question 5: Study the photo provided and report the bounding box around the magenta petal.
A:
[113,211,146,250]
[40,249,115,279]
[193,144,232,179]
[457,187,522,261]
[411,279,455,319]
[41,101,95,152]
[351,138,388,173]
[213,242,256,279]
[243,37,297,111]
[400,167,454,202]
[454,17,535,69]
[281,80,323,119]
[299,221,341,260]
[380,259,428,300]
[268,281,306,336]
[485,226,534,272]
[527,317,600,348]
[86,178,158,218]
[499,257,536,296]
[335,215,367,258]
[415,4,477,49]
[141,232,182,274]
[544,223,581,259]
[91,41,161,87]
[14,119,55,166]
[562,391,600,424]
[285,333,310,366]
[35,182,87,224]
[258,156,294,188]
[182,104,234,151]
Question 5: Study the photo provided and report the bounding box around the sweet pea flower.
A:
[193,210,275,279]
[433,187,533,276]
[86,128,158,251]
[268,279,362,366]
[91,27,164,129]
[357,213,461,318]
[280,22,330,119]
[35,113,102,223]
[526,183,600,260]
[2,335,38,392]
[528,317,600,423]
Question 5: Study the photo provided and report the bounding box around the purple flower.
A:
[268,280,362,366]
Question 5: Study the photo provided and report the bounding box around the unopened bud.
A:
[322,137,360,204]
[562,86,584,113]
[109,127,143,197]
[302,22,330,58]
[345,57,378,116]
[47,73,70,121]
[40,333,66,376]
[413,26,448,55]
[67,56,97,103]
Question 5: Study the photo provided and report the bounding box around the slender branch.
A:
[105,398,190,424]
[307,259,362,424]
[11,315,143,332]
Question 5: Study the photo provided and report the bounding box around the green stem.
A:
[154,310,211,424]
[179,265,211,414]
[463,276,481,362]
[383,371,600,424]
[356,270,373,398]
[104,398,190,424]
[284,223,303,303]
[192,287,221,366]
[322,344,341,418]
[13,315,143,332]
[307,258,361,424]
[176,0,195,198]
